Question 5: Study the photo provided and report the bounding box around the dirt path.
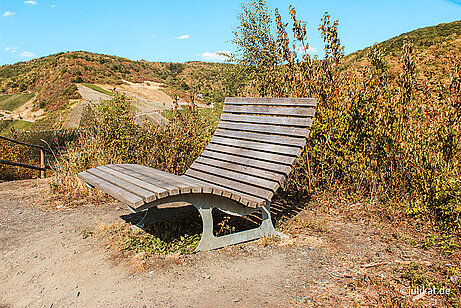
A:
[0,179,437,307]
[62,84,113,129]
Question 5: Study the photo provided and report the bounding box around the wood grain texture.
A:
[78,171,144,207]
[220,114,313,127]
[200,150,292,175]
[194,156,285,182]
[211,136,302,156]
[225,97,317,107]
[213,129,307,148]
[185,169,274,200]
[87,168,157,203]
[218,121,311,138]
[109,164,180,195]
[189,161,280,192]
[205,143,296,165]
[99,165,168,197]
[182,175,266,207]
[223,105,316,117]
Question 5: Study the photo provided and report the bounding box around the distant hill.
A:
[0,51,231,113]
[349,20,461,60]
[346,20,461,82]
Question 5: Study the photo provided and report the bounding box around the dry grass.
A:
[282,192,461,307]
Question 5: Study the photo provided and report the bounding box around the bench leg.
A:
[194,202,284,251]
[131,194,285,251]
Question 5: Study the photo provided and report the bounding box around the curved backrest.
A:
[184,97,317,202]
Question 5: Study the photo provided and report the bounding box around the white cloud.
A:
[50,4,56,7]
[5,47,20,53]
[201,50,231,62]
[175,34,190,40]
[20,51,36,58]
[25,0,38,5]
[2,11,15,17]
[296,45,317,55]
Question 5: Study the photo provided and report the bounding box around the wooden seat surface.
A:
[78,97,317,210]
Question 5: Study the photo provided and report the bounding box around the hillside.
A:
[346,20,461,80]
[0,51,231,132]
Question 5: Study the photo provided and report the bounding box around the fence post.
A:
[40,148,45,179]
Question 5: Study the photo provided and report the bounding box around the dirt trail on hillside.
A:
[62,84,113,129]
[0,178,435,307]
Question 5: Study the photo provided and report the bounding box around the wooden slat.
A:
[99,166,169,198]
[211,136,301,156]
[225,97,317,107]
[223,105,316,117]
[177,175,224,195]
[78,171,144,207]
[214,129,306,148]
[200,150,292,175]
[182,175,266,208]
[218,121,310,138]
[189,162,280,192]
[194,156,285,182]
[109,164,181,195]
[220,114,313,127]
[86,168,157,203]
[119,164,194,194]
[205,143,296,165]
[185,169,274,200]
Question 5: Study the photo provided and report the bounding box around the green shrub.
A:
[52,94,219,198]
[232,0,461,234]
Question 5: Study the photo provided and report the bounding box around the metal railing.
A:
[0,135,52,178]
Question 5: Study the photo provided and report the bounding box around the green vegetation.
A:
[81,83,113,96]
[161,106,216,119]
[125,214,202,254]
[1,120,33,134]
[0,51,230,113]
[51,94,219,197]
[353,20,461,59]
[1,0,460,263]
[231,1,461,236]
[0,93,34,111]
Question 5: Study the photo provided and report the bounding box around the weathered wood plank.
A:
[99,166,169,198]
[120,164,194,194]
[133,165,203,189]
[182,175,266,207]
[205,143,296,165]
[194,156,285,182]
[220,114,313,127]
[78,171,144,207]
[213,129,306,148]
[223,105,316,117]
[109,164,181,195]
[225,97,317,107]
[200,150,292,174]
[185,169,274,200]
[218,121,311,138]
[190,162,280,192]
[211,136,301,156]
[87,168,157,203]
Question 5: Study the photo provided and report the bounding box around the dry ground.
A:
[0,178,458,307]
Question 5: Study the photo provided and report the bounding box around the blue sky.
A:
[1,0,460,66]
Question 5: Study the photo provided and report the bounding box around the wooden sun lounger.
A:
[78,97,317,251]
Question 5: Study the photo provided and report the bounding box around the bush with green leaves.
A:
[52,94,219,198]
[232,0,461,234]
